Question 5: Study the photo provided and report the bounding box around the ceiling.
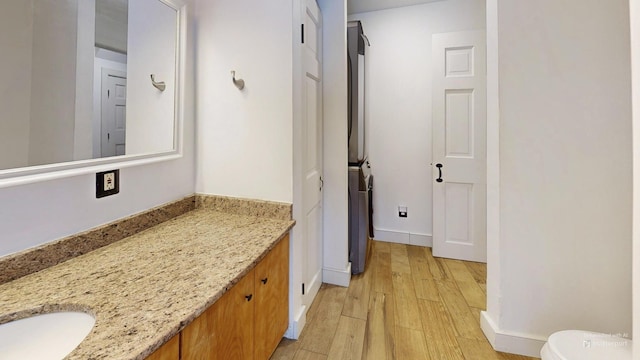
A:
[347,0,444,15]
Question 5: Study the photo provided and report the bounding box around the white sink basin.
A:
[0,311,95,360]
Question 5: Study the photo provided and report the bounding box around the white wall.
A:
[0,0,196,258]
[0,0,33,170]
[483,0,633,356]
[194,0,303,337]
[194,0,294,203]
[73,0,96,161]
[194,0,348,339]
[28,0,78,166]
[349,0,485,245]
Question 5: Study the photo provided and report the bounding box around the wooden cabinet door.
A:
[254,235,290,359]
[182,269,255,360]
[146,334,179,360]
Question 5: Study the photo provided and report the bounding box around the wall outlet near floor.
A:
[398,206,408,218]
[96,169,120,198]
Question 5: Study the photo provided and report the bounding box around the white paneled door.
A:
[432,31,487,263]
[302,0,323,309]
[101,69,127,157]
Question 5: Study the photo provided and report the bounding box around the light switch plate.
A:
[96,170,119,198]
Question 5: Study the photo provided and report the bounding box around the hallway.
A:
[272,241,538,359]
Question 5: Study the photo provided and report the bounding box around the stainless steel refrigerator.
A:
[347,20,371,275]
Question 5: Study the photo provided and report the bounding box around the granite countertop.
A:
[0,208,295,359]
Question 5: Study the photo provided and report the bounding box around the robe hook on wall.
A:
[150,74,166,92]
[361,33,371,46]
[231,71,245,90]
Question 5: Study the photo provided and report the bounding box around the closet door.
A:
[432,30,487,263]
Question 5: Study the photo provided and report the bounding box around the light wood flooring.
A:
[271,241,539,360]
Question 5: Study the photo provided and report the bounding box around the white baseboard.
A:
[481,311,546,358]
[374,228,432,247]
[410,233,432,247]
[284,273,321,340]
[322,262,351,287]
[374,229,409,244]
[285,304,307,339]
[287,266,350,339]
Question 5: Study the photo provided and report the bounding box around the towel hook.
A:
[150,74,166,92]
[231,71,245,90]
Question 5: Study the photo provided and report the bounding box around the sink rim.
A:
[0,303,95,326]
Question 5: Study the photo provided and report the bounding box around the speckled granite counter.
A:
[0,208,295,359]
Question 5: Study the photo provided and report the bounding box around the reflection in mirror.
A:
[0,0,178,172]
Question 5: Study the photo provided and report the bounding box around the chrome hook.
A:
[231,71,245,90]
[150,74,166,92]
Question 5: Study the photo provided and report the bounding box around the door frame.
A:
[482,0,502,346]
[289,0,331,340]
[300,0,324,322]
[627,0,639,354]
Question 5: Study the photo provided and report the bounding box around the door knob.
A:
[436,164,443,183]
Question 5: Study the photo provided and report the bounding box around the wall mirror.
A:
[0,0,184,181]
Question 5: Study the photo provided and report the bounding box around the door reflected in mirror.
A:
[0,0,179,172]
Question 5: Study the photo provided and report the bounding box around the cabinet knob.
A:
[245,294,253,302]
[261,278,268,284]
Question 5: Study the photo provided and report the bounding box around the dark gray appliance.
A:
[348,20,371,275]
[349,163,372,275]
[348,21,367,165]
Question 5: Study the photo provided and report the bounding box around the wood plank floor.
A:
[271,241,539,360]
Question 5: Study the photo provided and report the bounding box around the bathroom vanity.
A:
[148,232,289,360]
[0,197,294,359]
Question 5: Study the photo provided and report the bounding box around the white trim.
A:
[305,270,323,307]
[285,304,307,339]
[322,263,351,287]
[481,311,547,358]
[374,228,432,247]
[485,0,502,339]
[410,233,432,247]
[374,229,409,244]
[0,153,181,189]
[95,47,127,64]
[630,0,640,354]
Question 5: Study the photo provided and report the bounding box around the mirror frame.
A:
[0,0,187,188]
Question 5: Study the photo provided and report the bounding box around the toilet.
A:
[540,330,632,360]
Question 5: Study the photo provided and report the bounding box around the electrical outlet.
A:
[398,206,408,218]
[104,173,115,191]
[96,170,119,198]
